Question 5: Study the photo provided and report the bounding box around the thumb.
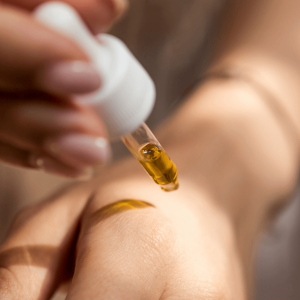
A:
[0,4,101,94]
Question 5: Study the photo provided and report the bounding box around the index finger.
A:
[0,183,92,300]
[2,0,128,33]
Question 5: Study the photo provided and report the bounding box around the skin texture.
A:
[1,0,300,299]
[0,0,127,177]
[0,77,299,299]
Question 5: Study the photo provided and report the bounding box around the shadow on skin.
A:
[0,201,154,269]
[0,244,75,299]
[89,199,155,228]
[0,245,57,268]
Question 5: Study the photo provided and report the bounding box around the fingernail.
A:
[28,153,93,179]
[45,134,110,168]
[98,0,128,32]
[112,0,128,18]
[37,61,101,95]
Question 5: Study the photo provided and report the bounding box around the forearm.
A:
[210,0,300,137]
[152,4,300,291]
[156,77,300,289]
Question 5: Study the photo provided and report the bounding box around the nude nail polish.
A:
[46,134,111,168]
[38,61,101,95]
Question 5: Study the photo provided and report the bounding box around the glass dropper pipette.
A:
[122,123,179,192]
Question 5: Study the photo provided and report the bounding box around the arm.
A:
[166,0,300,290]
[0,73,296,300]
[211,0,300,137]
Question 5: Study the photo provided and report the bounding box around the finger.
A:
[0,139,34,168]
[29,152,94,179]
[69,170,244,300]
[3,0,128,33]
[0,140,91,178]
[0,4,101,94]
[0,94,110,168]
[66,199,173,300]
[0,95,103,148]
[0,183,92,300]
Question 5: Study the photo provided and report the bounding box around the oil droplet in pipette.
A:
[138,143,179,192]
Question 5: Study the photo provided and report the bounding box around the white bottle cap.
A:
[34,2,156,139]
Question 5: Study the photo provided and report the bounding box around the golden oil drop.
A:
[138,143,179,192]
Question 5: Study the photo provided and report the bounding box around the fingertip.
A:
[74,0,129,33]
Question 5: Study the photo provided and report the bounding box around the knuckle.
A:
[135,212,176,263]
[124,211,177,273]
[90,207,177,270]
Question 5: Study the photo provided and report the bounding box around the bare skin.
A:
[0,76,298,299]
[1,0,300,299]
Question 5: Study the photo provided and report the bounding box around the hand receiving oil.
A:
[0,0,127,178]
[0,167,246,300]
[0,72,298,299]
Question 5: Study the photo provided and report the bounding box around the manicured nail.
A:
[97,0,128,32]
[112,0,128,18]
[45,134,110,168]
[38,61,101,95]
[28,153,93,179]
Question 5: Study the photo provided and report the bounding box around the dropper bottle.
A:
[34,2,178,192]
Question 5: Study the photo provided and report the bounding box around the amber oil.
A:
[138,143,179,192]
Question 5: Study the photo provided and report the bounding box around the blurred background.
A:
[1,0,300,299]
